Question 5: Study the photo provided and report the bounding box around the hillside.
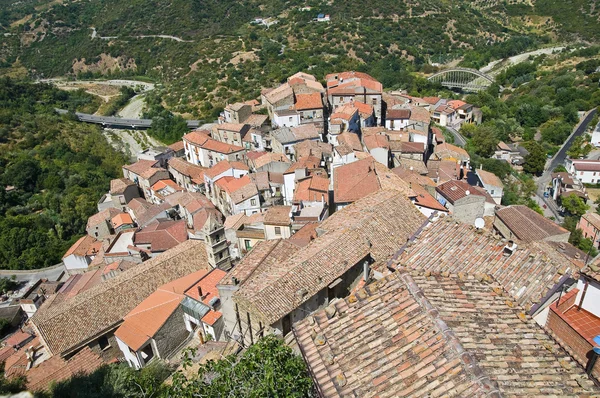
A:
[3,0,592,120]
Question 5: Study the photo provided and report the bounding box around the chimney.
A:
[197,286,203,298]
[586,346,600,376]
[503,240,517,256]
[363,260,370,282]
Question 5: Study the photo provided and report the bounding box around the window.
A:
[372,98,377,105]
[245,240,251,250]
[289,117,293,122]
[490,190,495,195]
[98,336,110,351]
[275,227,281,235]
[251,199,256,206]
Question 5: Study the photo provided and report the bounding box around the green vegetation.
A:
[0,276,18,294]
[43,361,172,398]
[168,336,315,397]
[0,78,127,270]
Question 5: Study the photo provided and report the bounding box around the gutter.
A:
[528,273,573,316]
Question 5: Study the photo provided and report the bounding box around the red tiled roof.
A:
[26,346,105,392]
[353,101,374,118]
[295,93,323,110]
[110,178,135,195]
[151,179,183,192]
[168,141,185,152]
[334,157,411,203]
[201,310,222,326]
[204,160,249,179]
[122,159,160,176]
[62,235,101,259]
[435,179,486,205]
[184,269,227,304]
[572,160,600,172]
[386,108,410,119]
[422,96,440,105]
[201,138,245,154]
[284,156,321,174]
[183,130,210,146]
[362,134,389,150]
[111,213,134,228]
[168,158,206,181]
[495,205,568,243]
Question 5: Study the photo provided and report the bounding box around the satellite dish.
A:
[474,218,485,229]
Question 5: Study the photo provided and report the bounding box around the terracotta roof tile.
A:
[264,206,292,226]
[168,158,207,181]
[122,159,160,176]
[32,240,210,355]
[204,160,249,179]
[333,157,411,204]
[496,205,569,243]
[397,219,581,310]
[62,235,101,259]
[295,93,324,110]
[232,189,426,325]
[110,178,135,195]
[298,271,600,397]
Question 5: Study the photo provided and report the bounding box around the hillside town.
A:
[2,70,600,395]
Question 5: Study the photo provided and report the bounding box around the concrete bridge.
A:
[55,109,202,130]
[427,67,498,93]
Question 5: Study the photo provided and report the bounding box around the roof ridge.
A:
[397,270,502,397]
[125,294,182,318]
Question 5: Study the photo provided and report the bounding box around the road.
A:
[535,109,598,220]
[0,264,65,283]
[479,46,567,75]
[56,109,202,129]
[445,126,467,147]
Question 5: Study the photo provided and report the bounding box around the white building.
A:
[565,159,600,184]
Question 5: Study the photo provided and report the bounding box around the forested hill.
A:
[1,0,598,121]
[0,79,127,269]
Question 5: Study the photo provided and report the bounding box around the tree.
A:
[540,119,572,145]
[167,336,316,397]
[481,158,512,180]
[469,126,499,157]
[522,141,547,175]
[567,136,592,159]
[49,361,172,398]
[561,194,589,217]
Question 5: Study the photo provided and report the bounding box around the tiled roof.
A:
[333,157,411,204]
[294,140,333,160]
[392,167,436,187]
[201,310,222,326]
[26,346,105,392]
[111,212,134,228]
[133,219,188,252]
[434,142,470,161]
[115,269,209,351]
[476,169,503,187]
[394,158,428,175]
[294,273,491,397]
[288,222,320,247]
[427,160,459,182]
[295,93,323,110]
[127,198,171,227]
[122,159,160,176]
[151,179,184,192]
[422,96,441,105]
[232,189,426,325]
[183,131,210,146]
[362,126,388,136]
[330,104,358,121]
[204,160,249,179]
[32,240,209,355]
[336,132,362,152]
[284,156,321,174]
[398,142,424,154]
[353,101,374,118]
[495,205,569,243]
[110,178,135,195]
[396,219,581,311]
[264,206,292,226]
[244,114,269,127]
[168,158,206,181]
[436,179,486,205]
[328,78,382,94]
[294,175,330,203]
[201,138,245,154]
[62,235,101,259]
[581,212,600,231]
[185,269,227,304]
[215,175,258,204]
[386,108,410,119]
[572,160,600,172]
[253,152,290,170]
[295,270,600,397]
[326,71,379,84]
[363,134,389,150]
[407,104,430,124]
[264,83,294,105]
[411,183,447,212]
[215,122,249,133]
[86,207,122,229]
[168,141,185,152]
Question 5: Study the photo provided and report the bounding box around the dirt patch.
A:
[10,14,32,28]
[586,188,600,202]
[20,19,48,46]
[72,53,137,75]
[230,51,258,65]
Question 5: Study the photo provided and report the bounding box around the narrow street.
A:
[535,109,598,221]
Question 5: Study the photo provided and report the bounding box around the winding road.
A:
[535,109,598,220]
